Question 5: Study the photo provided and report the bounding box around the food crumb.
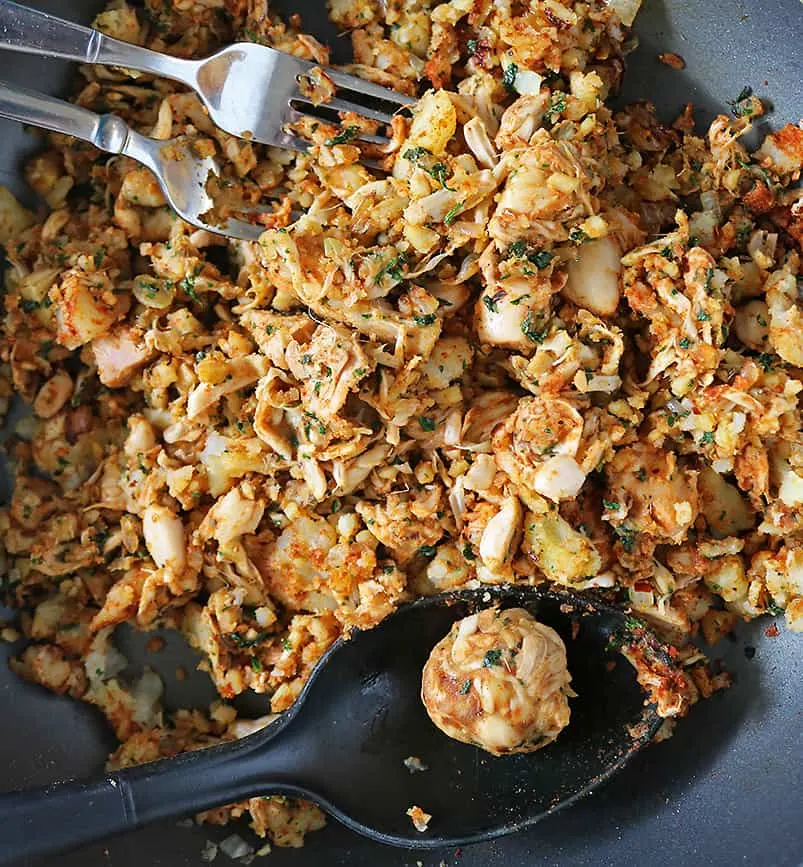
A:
[765,623,780,638]
[1,626,21,643]
[146,636,165,653]
[407,805,432,832]
[403,755,429,773]
[200,839,218,862]
[658,52,686,69]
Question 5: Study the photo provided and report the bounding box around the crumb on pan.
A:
[658,52,686,70]
[407,805,432,832]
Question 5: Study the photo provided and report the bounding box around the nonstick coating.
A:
[0,2,801,866]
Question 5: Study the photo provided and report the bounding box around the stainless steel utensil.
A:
[0,80,265,240]
[0,0,414,150]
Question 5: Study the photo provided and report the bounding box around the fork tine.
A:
[291,96,396,127]
[324,69,416,113]
[213,218,265,242]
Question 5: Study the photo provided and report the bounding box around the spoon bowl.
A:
[0,586,676,862]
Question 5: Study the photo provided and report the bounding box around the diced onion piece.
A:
[532,455,586,502]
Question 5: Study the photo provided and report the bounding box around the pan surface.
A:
[0,1,801,866]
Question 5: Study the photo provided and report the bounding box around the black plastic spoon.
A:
[0,586,677,862]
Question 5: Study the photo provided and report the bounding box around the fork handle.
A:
[0,77,134,154]
[0,1,193,83]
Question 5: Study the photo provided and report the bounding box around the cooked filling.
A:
[0,0,801,849]
[422,607,572,755]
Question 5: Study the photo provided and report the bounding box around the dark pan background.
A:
[0,1,801,865]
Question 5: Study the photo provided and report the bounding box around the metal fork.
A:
[0,1,414,151]
[0,81,265,241]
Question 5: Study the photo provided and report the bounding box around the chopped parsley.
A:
[419,416,436,432]
[636,469,647,482]
[483,649,503,667]
[466,39,478,56]
[508,240,553,269]
[325,125,360,146]
[282,637,292,652]
[502,63,518,94]
[428,162,454,190]
[757,352,775,372]
[697,309,711,322]
[180,273,199,302]
[482,293,501,314]
[679,336,691,349]
[413,313,437,326]
[462,544,476,561]
[700,431,715,444]
[613,525,638,553]
[403,146,431,163]
[227,630,271,649]
[374,252,409,285]
[569,227,588,244]
[728,86,754,117]
[419,545,438,558]
[459,679,472,694]
[443,201,464,225]
[250,656,262,672]
[521,311,546,344]
[603,500,620,511]
[544,93,567,121]
[19,299,40,313]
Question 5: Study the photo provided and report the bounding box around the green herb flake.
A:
[374,252,409,285]
[413,313,437,326]
[482,294,500,314]
[697,309,711,322]
[419,545,438,558]
[282,637,292,652]
[459,679,472,694]
[521,311,546,344]
[428,162,454,190]
[419,416,436,432]
[728,86,754,117]
[443,201,464,225]
[180,273,199,302]
[613,525,638,553]
[325,125,360,146]
[757,352,775,372]
[546,92,568,120]
[403,146,431,163]
[502,62,518,93]
[700,431,715,444]
[483,649,503,667]
[679,336,691,349]
[228,630,271,649]
[250,656,263,672]
[462,544,476,561]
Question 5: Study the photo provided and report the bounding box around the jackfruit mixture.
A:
[0,0,800,848]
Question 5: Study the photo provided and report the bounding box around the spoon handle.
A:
[0,729,307,862]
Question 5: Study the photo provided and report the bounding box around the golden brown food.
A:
[0,0,800,849]
[421,608,572,755]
